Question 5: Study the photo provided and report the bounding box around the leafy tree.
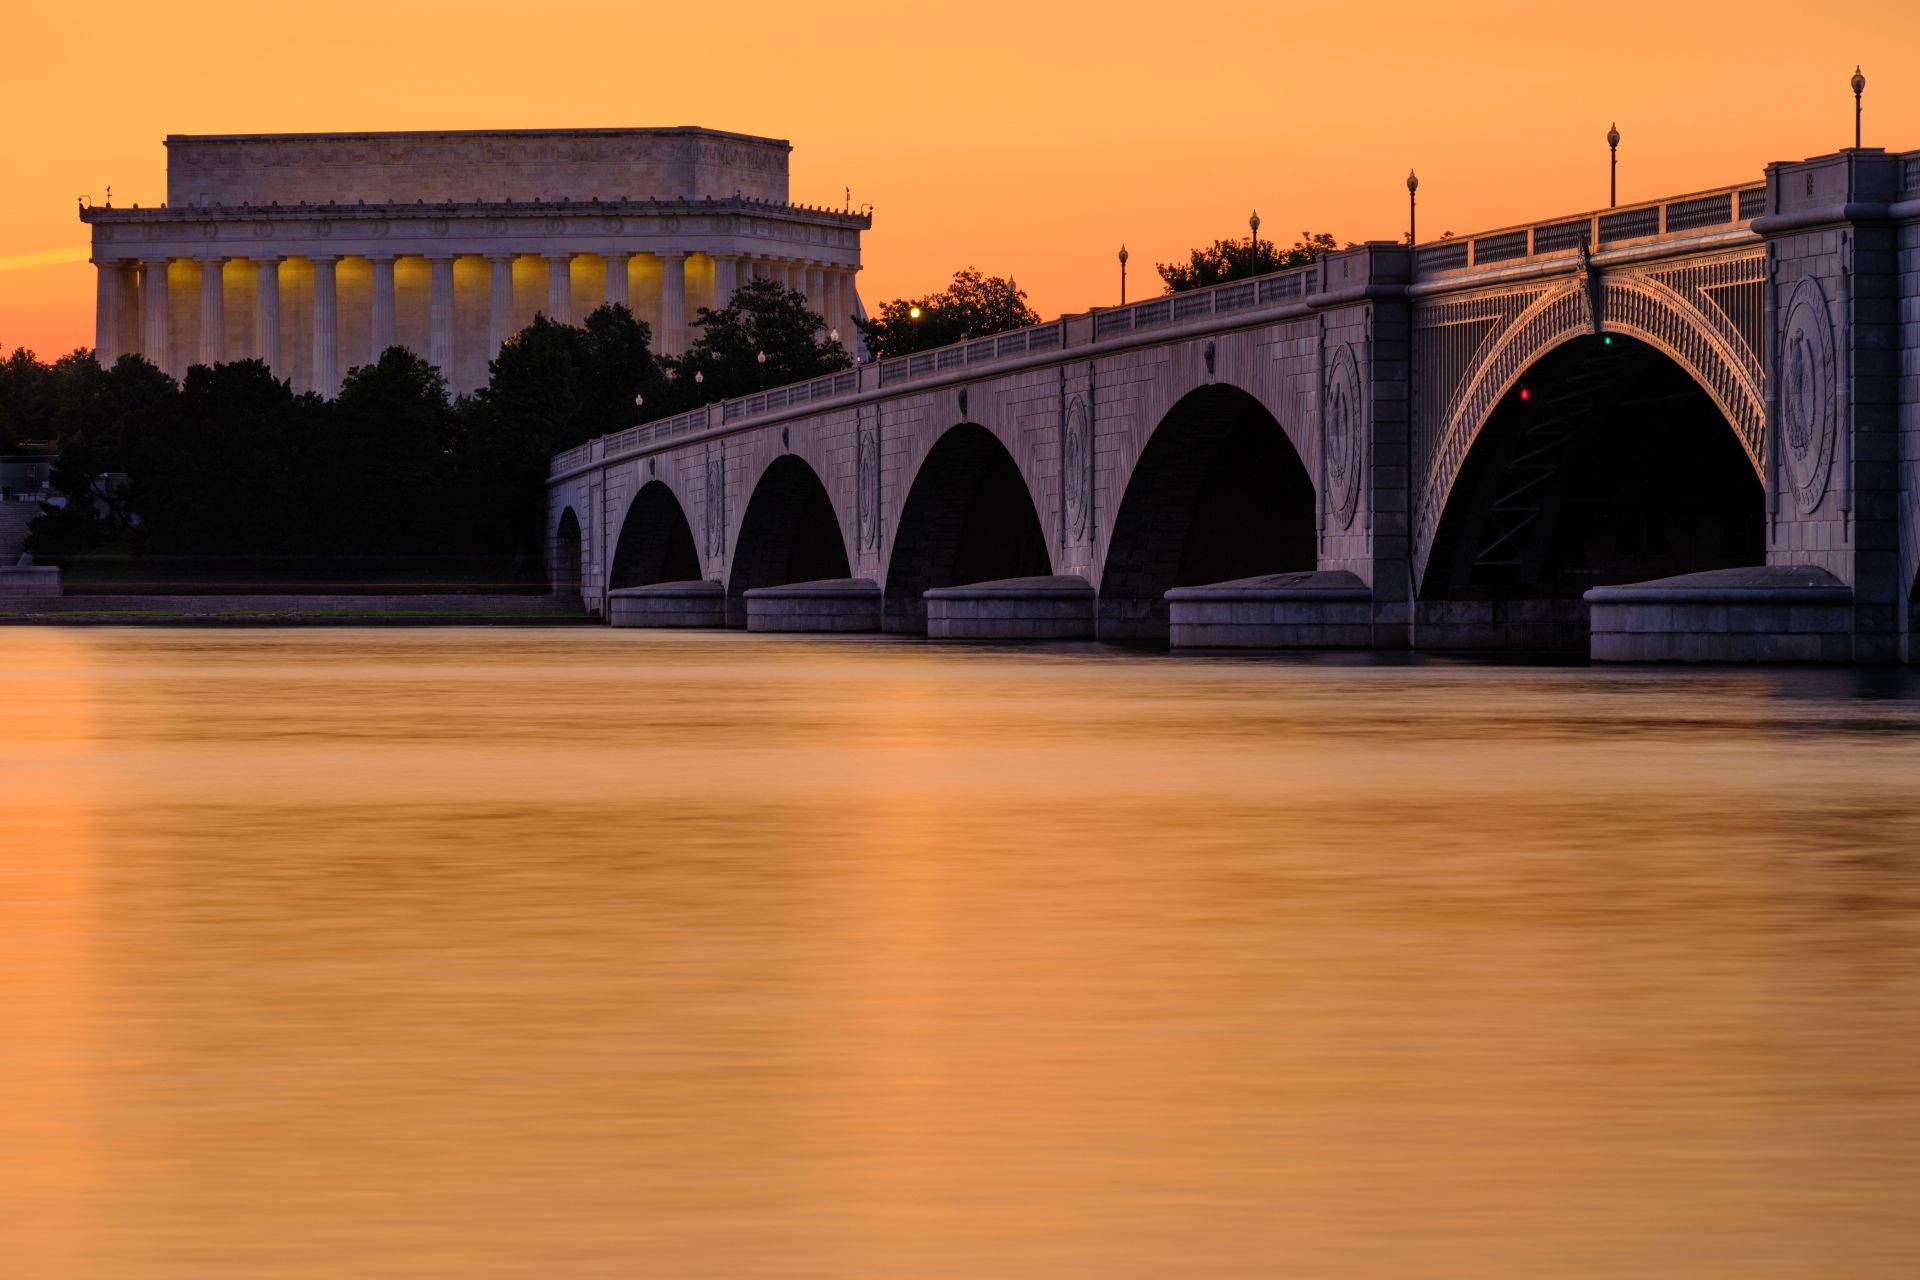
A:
[1157,232,1341,293]
[473,305,667,454]
[128,358,309,555]
[856,268,1041,359]
[579,304,671,436]
[320,348,461,556]
[671,277,850,407]
[28,354,176,554]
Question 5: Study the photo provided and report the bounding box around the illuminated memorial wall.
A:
[80,128,871,396]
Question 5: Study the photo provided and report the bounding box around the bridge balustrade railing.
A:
[1418,181,1766,279]
[1901,149,1920,197]
[553,176,1796,477]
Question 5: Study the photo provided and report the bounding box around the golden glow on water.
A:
[1,629,1918,1278]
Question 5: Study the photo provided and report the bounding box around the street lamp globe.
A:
[1407,170,1418,195]
[756,351,767,365]
[1118,244,1128,264]
[829,328,840,343]
[908,305,922,320]
[1607,122,1620,149]
[1852,65,1866,95]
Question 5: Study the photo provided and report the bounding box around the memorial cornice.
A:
[81,195,873,261]
[81,195,870,229]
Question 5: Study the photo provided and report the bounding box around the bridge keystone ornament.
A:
[1779,277,1836,513]
[1325,344,1364,530]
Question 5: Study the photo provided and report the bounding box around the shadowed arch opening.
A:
[883,423,1051,633]
[608,481,701,590]
[1422,333,1762,646]
[551,506,583,598]
[1097,385,1316,641]
[726,455,852,625]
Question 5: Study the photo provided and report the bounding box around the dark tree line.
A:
[6,281,847,587]
[1156,232,1342,292]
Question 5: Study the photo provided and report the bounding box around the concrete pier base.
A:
[607,579,727,628]
[1586,566,1853,662]
[1412,598,1590,653]
[923,576,1095,641]
[0,565,61,597]
[1164,571,1372,649]
[743,578,881,632]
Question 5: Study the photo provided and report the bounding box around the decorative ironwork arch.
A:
[1415,261,1766,577]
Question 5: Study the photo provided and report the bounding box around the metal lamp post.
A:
[1407,170,1418,246]
[1608,123,1620,207]
[756,349,768,391]
[1118,244,1128,304]
[1249,210,1261,261]
[1852,66,1866,147]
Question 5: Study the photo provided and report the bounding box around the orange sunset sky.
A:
[2,0,1916,359]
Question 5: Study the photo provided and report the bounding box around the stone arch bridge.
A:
[549,145,1920,662]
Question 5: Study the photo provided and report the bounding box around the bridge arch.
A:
[550,505,583,598]
[726,454,853,625]
[608,480,702,591]
[1417,270,1764,582]
[1418,330,1763,632]
[1097,384,1316,641]
[883,422,1053,633]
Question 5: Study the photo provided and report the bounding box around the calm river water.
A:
[3,628,1918,1278]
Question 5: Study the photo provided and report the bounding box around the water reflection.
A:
[1,629,1917,1278]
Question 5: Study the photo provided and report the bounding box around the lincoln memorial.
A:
[79,127,872,396]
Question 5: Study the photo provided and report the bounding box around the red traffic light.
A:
[1518,386,1531,401]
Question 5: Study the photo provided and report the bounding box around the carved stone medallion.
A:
[1062,394,1090,539]
[1779,276,1836,513]
[1325,342,1364,529]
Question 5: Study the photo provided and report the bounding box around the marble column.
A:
[660,252,687,356]
[198,258,225,368]
[141,260,170,376]
[712,254,738,311]
[546,254,571,325]
[369,255,397,357]
[93,261,122,368]
[824,270,845,351]
[603,251,630,312]
[429,255,455,382]
[840,269,859,348]
[805,264,825,320]
[312,256,339,397]
[254,258,281,372]
[488,255,514,356]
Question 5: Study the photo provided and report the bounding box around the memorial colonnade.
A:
[90,247,862,397]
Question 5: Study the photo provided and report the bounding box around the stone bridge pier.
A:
[549,143,1920,663]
